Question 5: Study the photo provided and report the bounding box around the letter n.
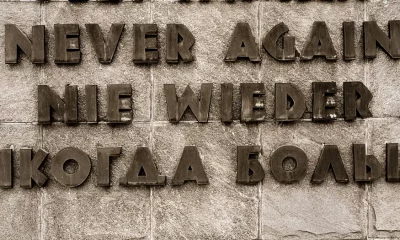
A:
[38,85,78,124]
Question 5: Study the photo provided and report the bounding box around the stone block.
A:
[0,3,41,122]
[367,119,400,238]
[260,121,367,239]
[365,0,400,118]
[41,123,151,239]
[0,123,41,240]
[152,122,259,239]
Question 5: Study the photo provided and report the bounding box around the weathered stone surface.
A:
[261,0,365,119]
[2,0,400,239]
[152,2,260,122]
[42,2,152,122]
[0,124,41,240]
[260,121,367,239]
[367,119,400,238]
[0,188,40,240]
[362,4,400,236]
[152,122,259,239]
[41,124,151,239]
[0,3,40,122]
[365,0,400,118]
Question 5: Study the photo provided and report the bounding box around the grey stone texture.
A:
[0,0,400,239]
[260,121,367,240]
[366,0,400,118]
[0,3,41,122]
[41,124,151,239]
[0,124,41,239]
[152,123,259,239]
[367,119,400,239]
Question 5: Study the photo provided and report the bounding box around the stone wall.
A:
[0,0,399,239]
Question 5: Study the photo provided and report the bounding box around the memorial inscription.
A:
[5,21,400,64]
[0,143,398,188]
[1,18,399,189]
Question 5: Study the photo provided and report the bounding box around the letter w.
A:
[164,84,212,123]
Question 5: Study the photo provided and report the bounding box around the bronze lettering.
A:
[107,84,132,123]
[51,147,91,187]
[20,149,48,188]
[38,85,78,124]
[387,143,400,182]
[166,24,195,63]
[241,83,265,122]
[221,83,233,123]
[344,82,373,121]
[312,82,337,122]
[237,146,265,185]
[97,147,121,187]
[343,21,356,60]
[301,21,337,61]
[270,146,308,183]
[85,23,124,64]
[353,144,382,182]
[5,24,45,64]
[263,22,296,61]
[172,146,209,185]
[164,84,212,123]
[312,145,349,183]
[85,85,98,123]
[0,149,12,188]
[54,24,80,64]
[133,24,158,64]
[364,20,400,59]
[275,83,305,121]
[120,147,166,186]
[225,23,260,62]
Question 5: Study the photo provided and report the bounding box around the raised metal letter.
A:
[312,82,337,122]
[301,21,337,61]
[221,83,233,123]
[120,147,166,186]
[237,146,265,185]
[344,82,373,121]
[86,24,124,64]
[353,144,381,182]
[172,146,209,185]
[275,83,305,121]
[38,85,78,124]
[387,143,400,182]
[20,149,48,188]
[343,22,356,60]
[107,84,132,123]
[133,24,158,64]
[241,83,265,122]
[312,145,349,183]
[364,21,400,59]
[225,23,260,62]
[51,147,91,187]
[270,146,308,183]
[0,149,12,188]
[5,24,45,64]
[85,85,98,123]
[262,22,296,61]
[166,24,195,63]
[54,24,80,64]
[97,147,121,187]
[164,84,212,123]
